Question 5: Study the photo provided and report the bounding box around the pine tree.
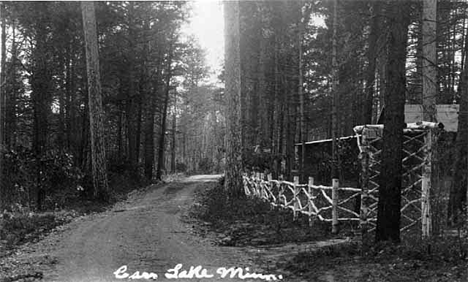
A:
[375,2,411,243]
[224,0,243,197]
[81,1,110,201]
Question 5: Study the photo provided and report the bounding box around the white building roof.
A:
[405,104,458,132]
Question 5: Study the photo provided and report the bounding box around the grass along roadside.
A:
[188,177,336,247]
[0,172,148,270]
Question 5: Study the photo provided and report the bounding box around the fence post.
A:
[422,129,432,238]
[278,176,284,207]
[308,177,314,227]
[332,178,339,234]
[293,176,300,220]
[267,173,273,204]
[259,172,264,198]
[255,172,261,197]
[242,172,247,196]
[359,144,370,245]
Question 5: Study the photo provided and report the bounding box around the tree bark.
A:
[449,22,468,225]
[331,0,339,183]
[422,0,437,237]
[126,2,139,173]
[257,26,268,147]
[422,0,437,122]
[136,95,142,163]
[5,12,17,149]
[144,52,161,180]
[156,46,173,181]
[375,2,410,243]
[330,1,341,235]
[224,0,243,197]
[298,3,307,182]
[82,1,110,201]
[0,2,5,210]
[363,1,380,125]
[31,2,51,210]
[171,93,177,173]
[66,43,76,154]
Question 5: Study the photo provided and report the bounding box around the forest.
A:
[0,1,226,211]
[222,0,468,244]
[1,0,468,281]
[0,0,468,259]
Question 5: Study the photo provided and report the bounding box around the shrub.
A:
[1,146,84,211]
[176,162,187,173]
[198,158,214,174]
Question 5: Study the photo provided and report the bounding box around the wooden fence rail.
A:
[242,172,361,226]
[243,122,441,239]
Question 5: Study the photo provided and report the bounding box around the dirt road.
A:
[11,175,280,282]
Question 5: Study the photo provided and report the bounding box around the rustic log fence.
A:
[243,172,361,226]
[242,122,443,239]
[354,122,442,238]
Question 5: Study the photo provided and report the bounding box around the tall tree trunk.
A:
[136,95,142,164]
[273,35,281,178]
[422,0,437,122]
[331,0,339,182]
[58,65,66,150]
[460,13,466,86]
[126,2,139,173]
[375,2,410,243]
[144,90,156,181]
[0,2,5,210]
[144,48,161,181]
[66,43,76,154]
[257,35,268,147]
[182,131,186,166]
[156,48,173,181]
[298,3,312,182]
[117,102,123,159]
[1,2,5,147]
[449,23,468,225]
[126,97,138,170]
[31,2,51,210]
[144,99,155,180]
[65,44,72,151]
[363,1,380,124]
[330,0,340,230]
[285,84,295,181]
[82,1,110,201]
[299,10,305,182]
[422,0,437,237]
[5,13,17,149]
[171,94,177,173]
[224,0,243,197]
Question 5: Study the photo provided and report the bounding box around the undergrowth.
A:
[0,212,73,254]
[0,171,146,254]
[190,177,468,281]
[190,176,331,246]
[284,233,468,281]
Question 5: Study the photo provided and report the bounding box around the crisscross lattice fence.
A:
[243,121,442,238]
[354,122,442,237]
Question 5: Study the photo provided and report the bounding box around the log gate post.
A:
[293,176,300,220]
[422,129,433,238]
[332,178,339,234]
[308,176,315,227]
